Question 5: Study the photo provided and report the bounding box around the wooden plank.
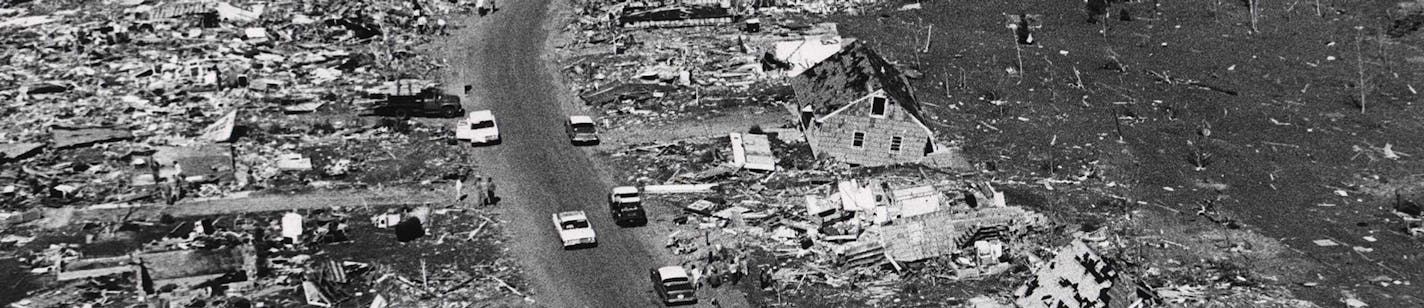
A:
[730,133,747,168]
[643,184,718,194]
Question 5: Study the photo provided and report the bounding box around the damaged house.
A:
[789,42,966,168]
[807,179,1046,274]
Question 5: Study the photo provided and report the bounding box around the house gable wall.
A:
[809,91,933,166]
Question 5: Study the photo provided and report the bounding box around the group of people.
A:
[685,244,751,291]
[458,175,498,206]
[413,13,450,36]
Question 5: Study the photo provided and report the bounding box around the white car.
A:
[455,110,500,145]
[552,211,597,249]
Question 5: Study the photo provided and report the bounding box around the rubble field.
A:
[0,0,526,305]
[0,0,480,211]
[6,0,1424,305]
[4,205,526,307]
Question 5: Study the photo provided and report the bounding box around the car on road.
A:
[455,110,501,145]
[565,115,600,145]
[552,211,596,249]
[608,186,646,226]
[650,266,697,305]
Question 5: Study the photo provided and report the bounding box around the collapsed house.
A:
[802,179,1045,273]
[789,42,968,169]
[1016,240,1158,308]
[53,244,258,300]
[578,81,681,105]
[617,1,736,29]
[135,246,259,296]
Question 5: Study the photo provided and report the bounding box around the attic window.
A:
[852,132,865,147]
[889,136,903,153]
[870,96,887,117]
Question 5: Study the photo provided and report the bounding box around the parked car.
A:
[608,186,646,226]
[551,211,596,249]
[565,115,600,145]
[649,266,697,305]
[455,110,500,145]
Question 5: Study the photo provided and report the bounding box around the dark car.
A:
[650,266,696,305]
[565,115,600,145]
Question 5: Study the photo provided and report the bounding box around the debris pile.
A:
[617,141,1057,304]
[558,0,892,128]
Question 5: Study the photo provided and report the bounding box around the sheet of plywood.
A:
[892,185,940,218]
[742,133,777,171]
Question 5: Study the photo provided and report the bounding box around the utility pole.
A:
[1356,29,1367,113]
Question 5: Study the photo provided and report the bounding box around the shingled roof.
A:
[791,41,924,124]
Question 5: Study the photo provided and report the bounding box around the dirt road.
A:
[438,1,675,307]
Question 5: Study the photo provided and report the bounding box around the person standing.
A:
[437,18,448,35]
[473,177,489,206]
[708,262,723,288]
[759,265,774,290]
[454,175,465,203]
[728,255,744,285]
[484,176,497,205]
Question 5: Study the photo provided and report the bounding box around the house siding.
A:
[809,92,933,166]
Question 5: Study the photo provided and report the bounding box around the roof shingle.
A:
[790,41,923,125]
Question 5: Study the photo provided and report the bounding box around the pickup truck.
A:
[359,79,464,118]
[609,186,647,226]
